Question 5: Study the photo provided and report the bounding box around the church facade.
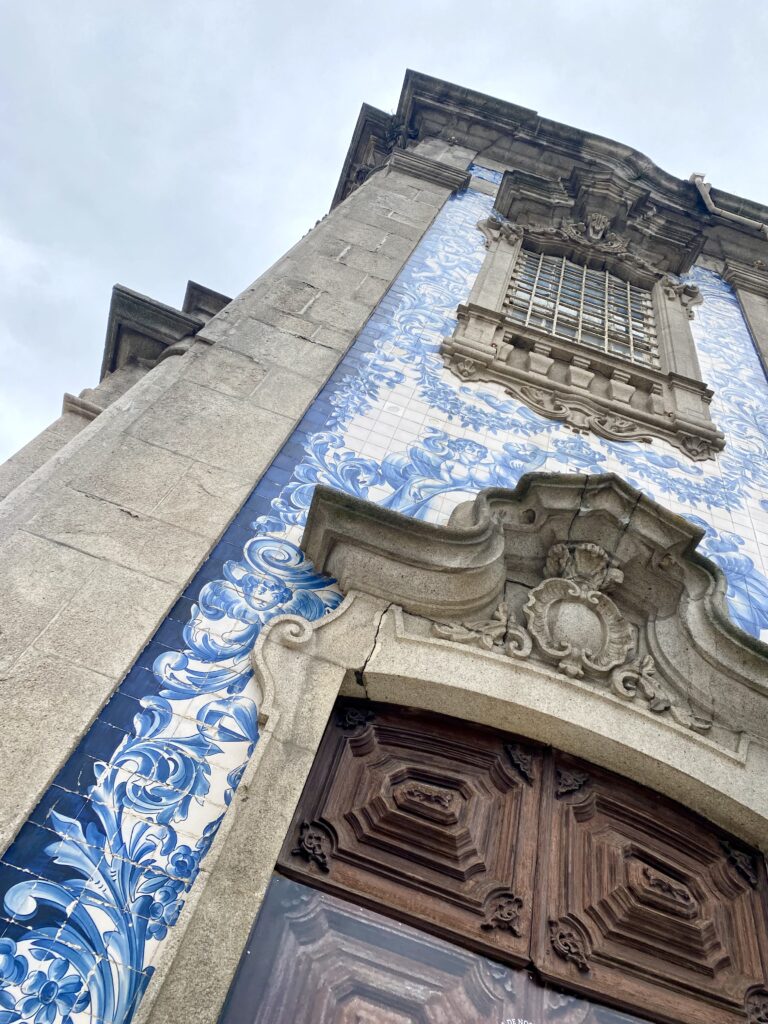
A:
[1,71,768,1022]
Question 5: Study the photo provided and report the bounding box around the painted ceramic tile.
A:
[2,181,768,1023]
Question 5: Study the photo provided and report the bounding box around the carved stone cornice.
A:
[331,104,421,207]
[722,258,768,299]
[497,163,704,281]
[61,393,103,422]
[517,217,663,289]
[99,284,205,380]
[384,149,471,193]
[336,72,768,268]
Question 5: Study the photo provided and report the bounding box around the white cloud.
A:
[0,0,766,462]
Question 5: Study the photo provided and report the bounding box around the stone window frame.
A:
[441,211,725,461]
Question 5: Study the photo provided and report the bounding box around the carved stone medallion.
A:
[511,542,634,679]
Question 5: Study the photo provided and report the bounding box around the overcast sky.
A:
[1,0,766,463]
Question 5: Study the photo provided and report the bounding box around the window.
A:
[505,248,659,367]
[441,216,725,461]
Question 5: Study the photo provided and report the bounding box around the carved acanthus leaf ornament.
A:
[432,602,508,650]
[481,892,524,935]
[549,918,591,972]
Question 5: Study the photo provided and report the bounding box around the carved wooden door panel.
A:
[220,874,527,1023]
[533,752,768,1024]
[232,700,768,1023]
[278,702,543,966]
[220,874,657,1024]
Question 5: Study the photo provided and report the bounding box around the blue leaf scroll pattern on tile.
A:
[3,179,768,1023]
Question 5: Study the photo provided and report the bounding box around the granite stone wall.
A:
[1,173,767,1024]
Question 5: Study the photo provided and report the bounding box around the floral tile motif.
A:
[3,182,768,1023]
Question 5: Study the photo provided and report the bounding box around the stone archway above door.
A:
[252,472,768,850]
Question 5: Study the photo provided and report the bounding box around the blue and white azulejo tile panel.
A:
[2,178,768,1023]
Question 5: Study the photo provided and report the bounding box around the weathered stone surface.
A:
[315,215,392,252]
[305,293,374,333]
[25,487,212,586]
[350,273,394,307]
[0,531,98,675]
[0,414,86,501]
[337,206,425,241]
[0,356,188,540]
[0,647,116,851]
[181,344,269,400]
[378,231,421,262]
[733,287,768,378]
[153,461,253,537]
[333,242,406,280]
[213,318,340,378]
[249,367,322,419]
[258,277,320,316]
[70,436,191,516]
[126,379,294,475]
[35,561,177,677]
[278,253,371,295]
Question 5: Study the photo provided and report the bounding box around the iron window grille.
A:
[504,248,659,368]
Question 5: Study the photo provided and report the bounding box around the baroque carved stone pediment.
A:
[495,164,705,280]
[302,474,768,746]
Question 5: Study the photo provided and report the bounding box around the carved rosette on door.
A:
[277,701,768,1024]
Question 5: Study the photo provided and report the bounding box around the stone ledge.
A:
[723,258,768,299]
[100,285,204,380]
[61,392,102,421]
[385,149,470,192]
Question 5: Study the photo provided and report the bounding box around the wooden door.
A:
[221,700,768,1024]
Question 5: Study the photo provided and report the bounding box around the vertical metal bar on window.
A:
[576,263,586,344]
[525,252,544,328]
[626,280,634,362]
[552,255,566,336]
[507,247,660,369]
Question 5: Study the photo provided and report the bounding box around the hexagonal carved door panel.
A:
[533,753,768,1024]
[278,703,543,965]
[221,875,528,1023]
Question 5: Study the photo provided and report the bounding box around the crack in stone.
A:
[354,601,393,699]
